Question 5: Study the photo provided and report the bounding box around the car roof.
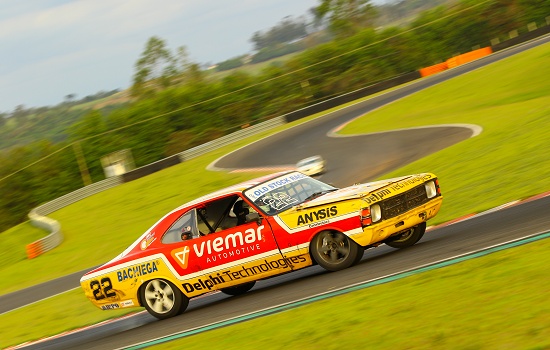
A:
[175,171,293,209]
[297,155,323,164]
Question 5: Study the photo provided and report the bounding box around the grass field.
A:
[0,41,549,348]
[149,237,550,350]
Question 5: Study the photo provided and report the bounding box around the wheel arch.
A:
[136,275,190,307]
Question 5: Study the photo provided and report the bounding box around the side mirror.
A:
[246,212,262,225]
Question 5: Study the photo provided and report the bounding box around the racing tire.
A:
[310,230,362,272]
[385,222,427,249]
[220,281,256,296]
[141,279,188,320]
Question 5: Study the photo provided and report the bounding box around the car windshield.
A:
[243,172,336,215]
[297,157,321,166]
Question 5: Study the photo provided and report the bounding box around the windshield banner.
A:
[245,172,306,201]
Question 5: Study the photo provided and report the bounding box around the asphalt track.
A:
[7,34,550,349]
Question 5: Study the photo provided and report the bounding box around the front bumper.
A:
[351,196,443,246]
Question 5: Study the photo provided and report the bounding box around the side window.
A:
[195,195,259,234]
[196,196,237,234]
[161,209,198,244]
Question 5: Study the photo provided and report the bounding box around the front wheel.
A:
[220,281,256,296]
[141,279,188,320]
[310,230,362,272]
[385,222,427,249]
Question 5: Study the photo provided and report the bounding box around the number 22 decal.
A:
[90,277,116,300]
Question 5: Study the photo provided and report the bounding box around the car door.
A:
[165,194,289,294]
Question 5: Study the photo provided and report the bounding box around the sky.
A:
[0,0,321,112]
[0,0,387,113]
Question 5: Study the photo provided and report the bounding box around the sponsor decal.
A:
[297,206,338,226]
[308,220,329,228]
[389,174,431,192]
[101,303,120,310]
[182,256,308,293]
[140,232,156,250]
[116,261,159,282]
[362,188,392,205]
[205,243,261,264]
[261,192,298,211]
[172,246,190,269]
[246,173,307,201]
[120,300,135,307]
[172,225,265,269]
[90,277,117,301]
[362,175,433,205]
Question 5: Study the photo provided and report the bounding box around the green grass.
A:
[152,237,550,350]
[1,237,548,349]
[0,41,549,348]
[0,223,47,268]
[0,288,138,348]
[339,43,550,222]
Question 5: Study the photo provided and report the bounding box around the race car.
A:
[81,171,442,319]
[296,155,326,176]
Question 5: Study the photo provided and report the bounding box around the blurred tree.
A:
[309,6,326,31]
[250,16,307,50]
[64,93,77,103]
[164,130,201,156]
[0,140,81,231]
[132,36,175,96]
[216,56,246,71]
[518,0,550,24]
[315,0,377,37]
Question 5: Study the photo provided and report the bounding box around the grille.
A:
[380,185,429,220]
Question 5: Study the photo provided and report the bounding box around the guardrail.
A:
[24,118,286,258]
[26,210,62,259]
[179,116,286,162]
[25,176,123,258]
[25,20,550,259]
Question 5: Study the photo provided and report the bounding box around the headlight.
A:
[371,204,382,222]
[425,180,437,199]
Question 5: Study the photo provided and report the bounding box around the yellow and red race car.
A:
[81,171,442,319]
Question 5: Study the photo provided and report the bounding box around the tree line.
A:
[1,0,549,232]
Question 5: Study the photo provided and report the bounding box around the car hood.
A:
[297,174,421,209]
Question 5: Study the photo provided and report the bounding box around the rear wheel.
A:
[141,279,188,320]
[310,230,362,272]
[220,281,256,296]
[385,222,427,249]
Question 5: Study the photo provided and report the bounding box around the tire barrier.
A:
[420,47,493,77]
[26,210,62,259]
[421,21,550,78]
